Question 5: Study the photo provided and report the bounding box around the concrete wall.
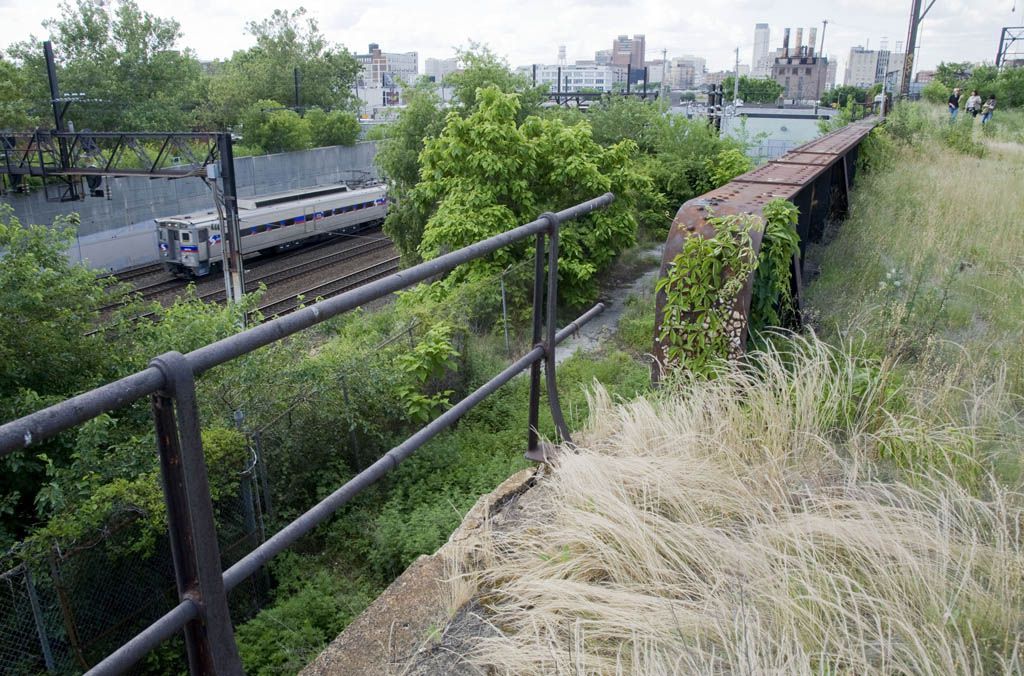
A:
[1,142,379,271]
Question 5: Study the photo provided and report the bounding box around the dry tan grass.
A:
[451,336,1024,675]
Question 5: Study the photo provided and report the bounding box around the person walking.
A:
[948,87,961,121]
[981,94,997,125]
[966,90,982,118]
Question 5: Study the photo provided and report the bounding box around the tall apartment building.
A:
[354,43,418,116]
[424,57,459,83]
[666,55,706,89]
[610,34,645,83]
[844,45,906,92]
[595,49,612,66]
[771,27,831,101]
[752,23,771,78]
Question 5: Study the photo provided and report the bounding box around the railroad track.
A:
[256,257,401,317]
[98,262,166,282]
[198,237,393,304]
[133,276,187,298]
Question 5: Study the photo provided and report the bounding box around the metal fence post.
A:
[500,270,511,357]
[150,351,242,675]
[253,431,275,524]
[23,565,56,672]
[540,212,573,443]
[525,233,547,461]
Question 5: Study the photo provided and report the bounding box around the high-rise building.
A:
[595,49,612,66]
[611,34,645,82]
[425,57,459,83]
[752,23,771,78]
[666,55,706,89]
[354,43,418,116]
[770,27,830,101]
[844,45,906,91]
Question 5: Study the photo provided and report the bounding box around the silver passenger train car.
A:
[156,183,387,277]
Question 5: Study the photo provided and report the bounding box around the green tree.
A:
[305,107,359,147]
[934,61,973,88]
[922,80,948,104]
[411,86,658,305]
[6,0,204,131]
[720,76,785,104]
[584,97,749,208]
[200,8,361,129]
[820,85,867,108]
[239,99,312,153]
[375,79,446,260]
[445,43,545,118]
[0,54,39,129]
[0,206,116,545]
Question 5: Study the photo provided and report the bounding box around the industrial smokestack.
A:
[808,27,817,57]
[795,28,803,56]
[783,28,791,57]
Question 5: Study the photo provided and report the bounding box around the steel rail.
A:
[255,256,401,316]
[199,237,393,304]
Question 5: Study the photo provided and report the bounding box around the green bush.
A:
[941,116,985,157]
[750,199,800,334]
[922,80,949,105]
[236,565,380,675]
[305,107,359,147]
[239,99,312,154]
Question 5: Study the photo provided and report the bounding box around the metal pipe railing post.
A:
[149,352,242,675]
[525,233,546,459]
[541,212,572,443]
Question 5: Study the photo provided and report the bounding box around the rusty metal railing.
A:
[0,193,615,674]
[653,119,879,371]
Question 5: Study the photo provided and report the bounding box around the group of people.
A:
[948,87,997,125]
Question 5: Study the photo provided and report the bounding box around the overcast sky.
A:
[1,0,1018,77]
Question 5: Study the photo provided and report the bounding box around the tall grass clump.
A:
[805,104,1024,404]
[454,335,1024,675]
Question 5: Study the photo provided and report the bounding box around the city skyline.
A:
[1,0,1015,79]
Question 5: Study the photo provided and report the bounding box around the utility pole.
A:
[216,134,245,306]
[817,20,830,103]
[43,40,79,201]
[661,48,668,102]
[733,46,741,104]
[293,68,301,110]
[901,0,936,98]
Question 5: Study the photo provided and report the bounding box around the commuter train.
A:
[156,183,388,277]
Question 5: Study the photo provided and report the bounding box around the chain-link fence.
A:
[0,457,271,674]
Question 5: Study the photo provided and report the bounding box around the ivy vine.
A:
[657,199,801,375]
[750,199,801,334]
[655,212,759,375]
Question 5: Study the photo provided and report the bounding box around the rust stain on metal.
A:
[652,119,878,375]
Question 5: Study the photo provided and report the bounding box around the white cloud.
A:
[2,0,1016,75]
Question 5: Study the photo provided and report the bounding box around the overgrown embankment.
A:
[445,104,1024,674]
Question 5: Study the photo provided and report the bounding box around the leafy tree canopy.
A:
[720,76,785,104]
[445,43,545,118]
[6,0,204,131]
[376,79,446,260]
[200,8,361,129]
[411,86,658,305]
[820,85,867,108]
[0,53,39,129]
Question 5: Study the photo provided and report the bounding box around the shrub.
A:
[305,107,359,147]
